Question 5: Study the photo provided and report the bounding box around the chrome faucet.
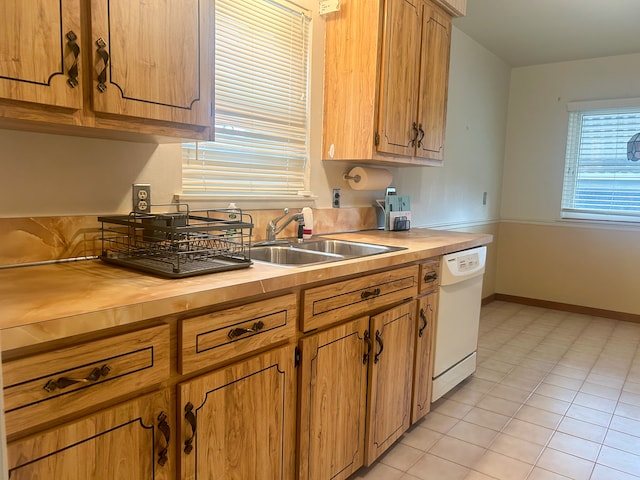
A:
[266,208,305,242]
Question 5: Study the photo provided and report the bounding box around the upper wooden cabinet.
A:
[0,0,213,141]
[90,0,211,127]
[0,0,83,110]
[322,0,452,166]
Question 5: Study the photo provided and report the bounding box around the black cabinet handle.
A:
[228,320,265,339]
[417,124,425,148]
[363,330,372,364]
[361,288,380,300]
[410,122,419,147]
[157,411,170,466]
[184,402,197,454]
[419,307,428,337]
[374,330,384,364]
[423,272,438,283]
[43,364,111,392]
[65,31,80,88]
[95,37,109,92]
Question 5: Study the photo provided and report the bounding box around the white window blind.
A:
[182,0,311,197]
[561,107,640,222]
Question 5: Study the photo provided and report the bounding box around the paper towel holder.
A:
[342,172,362,183]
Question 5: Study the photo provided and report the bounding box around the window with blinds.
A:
[182,0,311,198]
[561,105,640,222]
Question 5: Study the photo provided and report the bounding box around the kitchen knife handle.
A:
[65,31,80,88]
[43,364,111,392]
[374,330,384,363]
[157,411,171,466]
[95,37,109,92]
[184,402,197,454]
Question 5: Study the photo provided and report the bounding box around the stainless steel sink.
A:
[250,238,405,266]
[251,246,343,266]
[294,239,405,257]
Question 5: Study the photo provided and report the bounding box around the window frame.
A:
[561,98,640,224]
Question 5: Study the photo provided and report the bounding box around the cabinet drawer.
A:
[419,258,441,294]
[301,265,418,332]
[3,324,170,437]
[179,293,297,374]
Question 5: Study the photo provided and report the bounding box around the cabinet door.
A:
[178,345,296,480]
[7,389,173,480]
[411,292,438,423]
[366,300,416,465]
[90,0,212,126]
[298,317,369,480]
[415,2,451,162]
[377,0,422,157]
[0,0,82,109]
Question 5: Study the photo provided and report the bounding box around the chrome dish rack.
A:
[98,206,253,278]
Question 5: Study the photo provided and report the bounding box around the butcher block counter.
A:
[1,227,491,480]
[0,228,490,352]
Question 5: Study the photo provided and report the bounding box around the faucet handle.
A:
[272,208,289,225]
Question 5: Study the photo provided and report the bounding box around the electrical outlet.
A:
[333,188,341,208]
[133,184,151,214]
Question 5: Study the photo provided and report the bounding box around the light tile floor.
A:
[351,301,640,480]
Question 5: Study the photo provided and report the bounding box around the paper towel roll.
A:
[346,167,393,190]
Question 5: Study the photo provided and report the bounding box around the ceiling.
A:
[452,0,640,67]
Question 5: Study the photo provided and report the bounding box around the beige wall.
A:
[498,53,640,313]
[498,222,640,314]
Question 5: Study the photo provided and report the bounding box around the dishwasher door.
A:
[432,246,486,402]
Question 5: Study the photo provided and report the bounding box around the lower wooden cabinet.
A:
[7,388,173,479]
[411,292,438,423]
[298,316,370,480]
[298,300,417,478]
[365,300,416,465]
[177,344,297,480]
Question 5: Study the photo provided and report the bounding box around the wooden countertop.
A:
[0,228,491,351]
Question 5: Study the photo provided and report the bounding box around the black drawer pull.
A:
[374,330,384,364]
[157,411,170,466]
[361,288,381,300]
[423,272,438,283]
[228,320,265,339]
[95,37,109,92]
[184,402,197,454]
[418,307,428,337]
[65,30,80,88]
[43,364,111,392]
[363,330,372,364]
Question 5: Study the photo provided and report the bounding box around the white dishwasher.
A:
[432,246,487,402]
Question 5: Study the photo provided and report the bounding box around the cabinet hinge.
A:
[374,132,380,146]
[294,346,301,367]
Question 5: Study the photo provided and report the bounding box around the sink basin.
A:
[250,238,406,266]
[251,246,342,266]
[294,239,405,257]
